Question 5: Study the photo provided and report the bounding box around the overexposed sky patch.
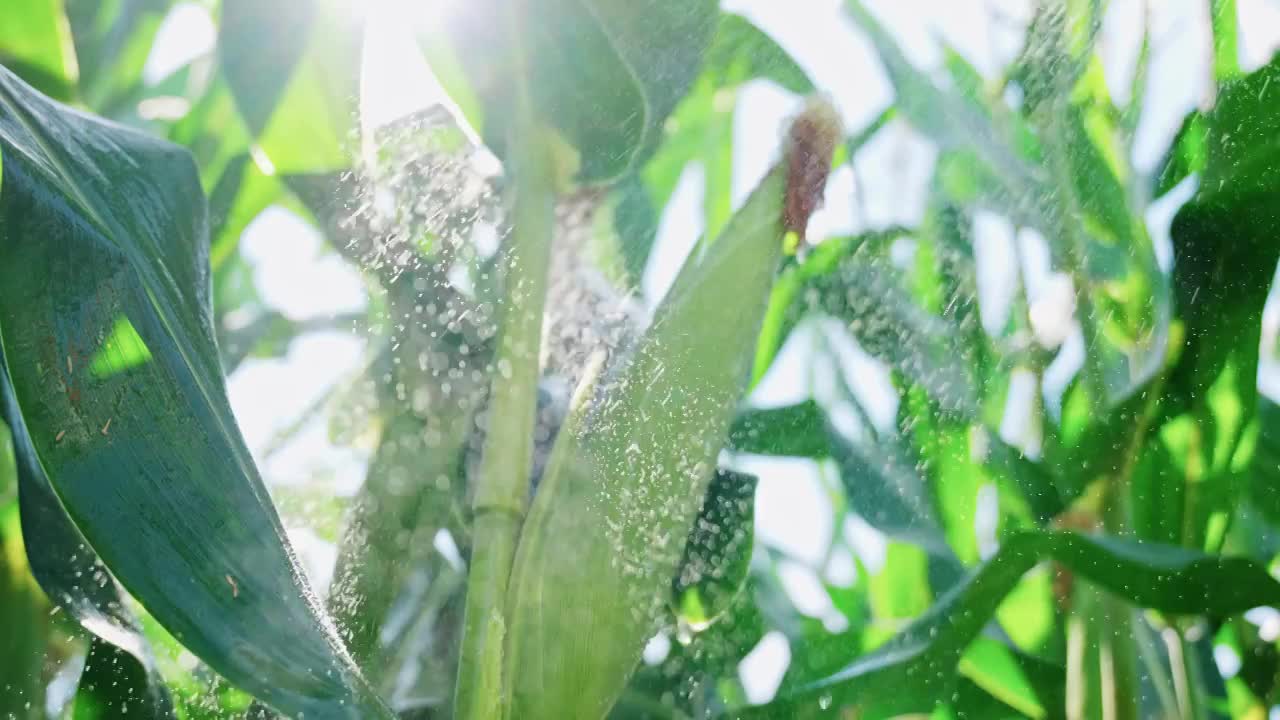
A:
[143,2,215,85]
[241,206,368,321]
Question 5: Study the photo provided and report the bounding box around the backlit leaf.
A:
[219,0,363,174]
[0,0,78,100]
[428,0,719,184]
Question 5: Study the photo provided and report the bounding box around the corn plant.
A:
[6,1,1280,719]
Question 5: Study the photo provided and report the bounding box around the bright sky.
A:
[144,0,1280,703]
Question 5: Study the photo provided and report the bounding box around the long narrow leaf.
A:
[0,66,390,718]
[0,121,170,720]
[845,0,1042,198]
[732,531,1280,718]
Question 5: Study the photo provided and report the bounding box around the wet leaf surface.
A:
[0,66,389,719]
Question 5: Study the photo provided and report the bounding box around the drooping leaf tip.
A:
[784,96,843,243]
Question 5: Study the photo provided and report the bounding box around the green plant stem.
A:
[1164,627,1208,720]
[1092,374,1166,720]
[453,26,558,717]
[1133,620,1182,719]
[454,154,555,718]
[1088,412,1153,720]
[1046,96,1139,716]
[1099,593,1141,720]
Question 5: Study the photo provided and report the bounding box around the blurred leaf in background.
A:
[0,0,78,101]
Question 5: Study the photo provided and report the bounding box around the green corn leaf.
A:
[845,0,1041,198]
[1210,0,1241,82]
[850,0,1168,407]
[662,10,803,210]
[166,79,257,188]
[374,554,468,716]
[903,389,990,565]
[770,233,980,415]
[751,228,908,385]
[1120,12,1151,142]
[219,0,363,174]
[504,101,836,716]
[820,256,980,416]
[1052,105,1169,405]
[205,153,283,273]
[788,233,977,412]
[422,0,719,184]
[1250,398,1280,523]
[730,382,1056,545]
[14,449,172,719]
[323,119,499,702]
[778,623,868,703]
[1151,110,1207,200]
[731,531,1280,718]
[728,400,830,458]
[1010,0,1102,114]
[505,170,785,717]
[623,577,771,717]
[328,404,475,682]
[1165,56,1280,432]
[164,91,273,357]
[0,131,170,720]
[202,150,287,373]
[702,13,813,95]
[728,397,947,550]
[958,637,1062,720]
[0,66,390,718]
[833,429,946,553]
[605,173,661,289]
[604,11,815,289]
[946,676,1043,720]
[1131,435,1195,547]
[64,0,171,110]
[1041,377,1157,510]
[940,43,985,103]
[1168,204,1272,425]
[1195,53,1280,203]
[1065,579,1141,720]
[985,434,1063,527]
[73,639,168,720]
